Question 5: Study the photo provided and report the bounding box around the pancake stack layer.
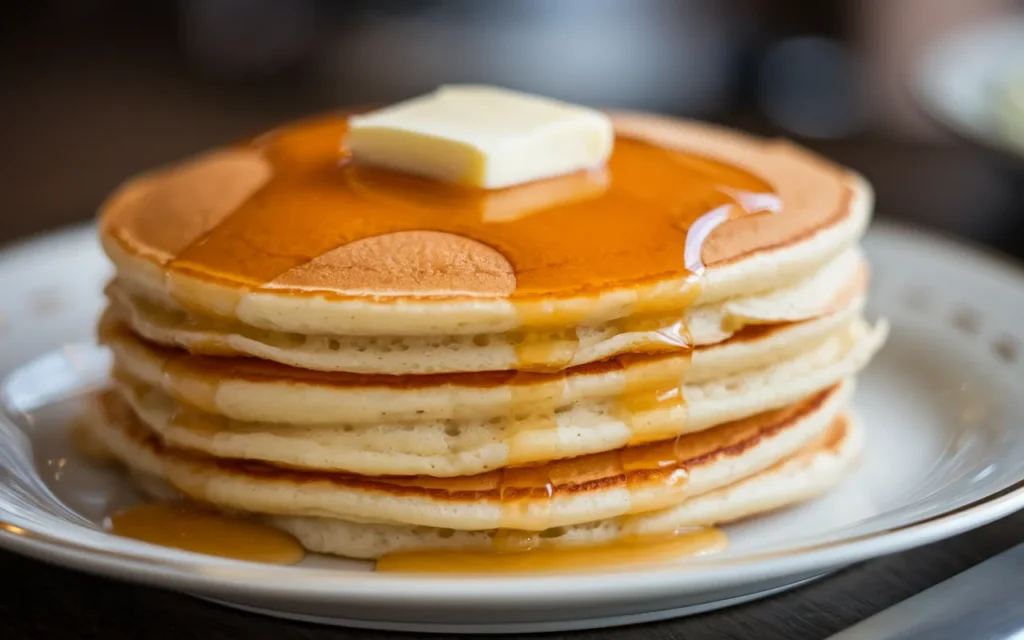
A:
[84,106,887,563]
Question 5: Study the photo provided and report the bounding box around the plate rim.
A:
[2,219,1024,606]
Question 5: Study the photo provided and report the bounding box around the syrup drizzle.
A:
[494,188,777,540]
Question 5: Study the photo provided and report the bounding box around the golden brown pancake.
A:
[98,111,872,343]
[84,382,848,530]
[90,412,862,561]
[99,241,870,374]
[100,305,885,477]
[96,304,865,403]
[269,414,864,561]
[102,115,847,295]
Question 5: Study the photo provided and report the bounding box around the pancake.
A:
[81,396,861,560]
[101,290,872,423]
[81,381,850,531]
[87,94,885,567]
[103,244,867,374]
[276,414,864,560]
[109,319,884,476]
[98,112,871,371]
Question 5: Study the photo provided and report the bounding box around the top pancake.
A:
[99,111,871,338]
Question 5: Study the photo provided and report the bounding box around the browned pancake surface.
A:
[100,113,854,300]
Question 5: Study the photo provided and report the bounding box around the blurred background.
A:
[1,0,1023,257]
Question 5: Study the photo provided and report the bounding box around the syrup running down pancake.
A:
[103,312,884,476]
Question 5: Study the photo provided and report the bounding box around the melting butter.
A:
[348,84,614,190]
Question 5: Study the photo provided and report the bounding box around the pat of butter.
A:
[348,85,614,190]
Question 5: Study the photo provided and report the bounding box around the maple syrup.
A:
[376,527,727,573]
[108,501,304,565]
[613,353,692,446]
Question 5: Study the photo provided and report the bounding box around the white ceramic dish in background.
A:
[914,16,1024,164]
[1,222,1023,634]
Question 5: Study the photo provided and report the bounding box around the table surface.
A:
[4,13,1024,638]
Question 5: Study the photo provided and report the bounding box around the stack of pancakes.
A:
[82,111,887,562]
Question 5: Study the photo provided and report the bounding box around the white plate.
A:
[914,16,1024,163]
[1,222,1024,634]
